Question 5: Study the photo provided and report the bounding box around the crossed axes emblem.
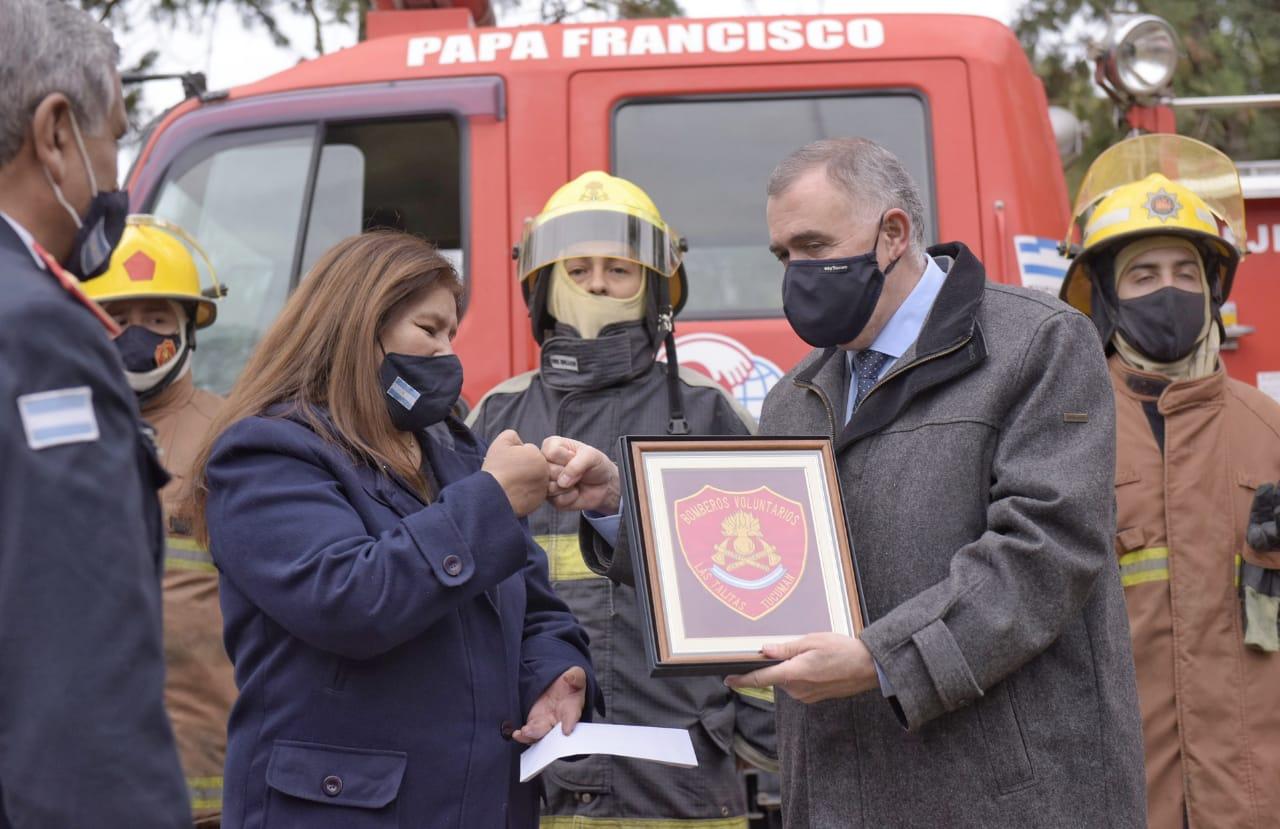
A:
[712,511,782,573]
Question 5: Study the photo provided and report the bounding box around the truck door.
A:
[1228,193,1280,397]
[568,58,978,418]
[129,77,509,407]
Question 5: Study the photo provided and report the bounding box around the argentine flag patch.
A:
[386,376,421,411]
[1013,235,1070,296]
[18,386,100,450]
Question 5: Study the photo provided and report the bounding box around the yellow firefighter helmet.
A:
[517,171,686,313]
[1061,134,1245,316]
[84,215,221,328]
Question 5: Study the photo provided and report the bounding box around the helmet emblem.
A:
[580,181,609,202]
[123,250,157,282]
[1144,188,1182,222]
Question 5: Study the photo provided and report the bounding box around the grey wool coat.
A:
[581,242,1146,828]
[764,242,1146,827]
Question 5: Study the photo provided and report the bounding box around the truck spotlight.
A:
[1099,14,1180,100]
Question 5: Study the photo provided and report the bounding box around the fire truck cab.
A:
[126,6,1079,413]
[128,3,1280,411]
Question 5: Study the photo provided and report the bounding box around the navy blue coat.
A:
[206,409,598,828]
[0,219,189,826]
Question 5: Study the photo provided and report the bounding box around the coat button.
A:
[442,554,463,576]
[322,775,342,797]
[576,792,593,804]
[500,720,516,740]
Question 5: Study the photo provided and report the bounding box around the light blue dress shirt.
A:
[843,254,948,423]
[841,254,947,697]
[584,509,621,547]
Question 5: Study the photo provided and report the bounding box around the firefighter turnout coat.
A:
[469,322,777,828]
[1110,355,1280,828]
[144,371,237,824]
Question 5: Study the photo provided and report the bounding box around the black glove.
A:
[1248,483,1280,552]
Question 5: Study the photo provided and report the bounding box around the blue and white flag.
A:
[386,376,421,411]
[1013,235,1070,296]
[18,386,100,450]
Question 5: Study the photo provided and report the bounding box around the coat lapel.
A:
[836,243,989,451]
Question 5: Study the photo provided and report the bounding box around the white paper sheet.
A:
[518,722,697,783]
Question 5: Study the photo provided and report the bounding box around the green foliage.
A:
[1015,0,1280,194]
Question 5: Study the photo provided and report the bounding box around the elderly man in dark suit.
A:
[550,138,1147,828]
[0,1,189,824]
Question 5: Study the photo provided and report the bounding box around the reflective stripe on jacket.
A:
[1110,356,1280,828]
[470,345,777,826]
[144,373,237,822]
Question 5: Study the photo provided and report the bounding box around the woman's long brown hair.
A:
[188,230,462,544]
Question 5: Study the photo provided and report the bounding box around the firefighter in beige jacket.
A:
[86,217,235,827]
[1062,135,1280,828]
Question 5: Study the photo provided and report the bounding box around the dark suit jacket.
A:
[206,409,597,828]
[0,218,189,826]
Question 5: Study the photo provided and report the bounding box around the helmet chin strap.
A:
[655,272,689,436]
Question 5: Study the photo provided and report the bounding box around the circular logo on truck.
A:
[663,332,784,419]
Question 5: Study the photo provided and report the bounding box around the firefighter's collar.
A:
[539,321,655,391]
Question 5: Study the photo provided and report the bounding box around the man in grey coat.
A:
[546,138,1146,827]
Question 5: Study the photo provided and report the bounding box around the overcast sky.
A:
[115,0,1025,138]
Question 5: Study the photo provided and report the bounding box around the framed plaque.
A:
[620,436,864,676]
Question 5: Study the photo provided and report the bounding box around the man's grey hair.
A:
[768,137,928,254]
[0,0,120,167]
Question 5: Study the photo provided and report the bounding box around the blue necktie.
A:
[853,349,890,408]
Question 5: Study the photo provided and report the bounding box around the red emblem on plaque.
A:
[674,485,808,620]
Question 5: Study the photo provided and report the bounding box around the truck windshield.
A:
[149,117,463,394]
[615,93,933,319]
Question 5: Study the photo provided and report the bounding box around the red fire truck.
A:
[124,2,1279,413]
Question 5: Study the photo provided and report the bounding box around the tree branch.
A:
[304,0,325,54]
[96,0,125,23]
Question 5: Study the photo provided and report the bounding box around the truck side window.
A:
[614,94,933,319]
[150,117,463,395]
[152,128,313,395]
[302,119,464,278]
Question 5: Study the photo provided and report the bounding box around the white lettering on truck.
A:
[408,18,884,67]
[409,29,549,66]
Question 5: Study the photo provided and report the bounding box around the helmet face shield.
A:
[518,207,682,283]
[1061,135,1246,319]
[1069,134,1246,255]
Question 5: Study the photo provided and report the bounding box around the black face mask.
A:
[67,189,129,280]
[379,352,464,432]
[1116,287,1207,363]
[782,215,901,348]
[43,111,129,280]
[115,326,180,373]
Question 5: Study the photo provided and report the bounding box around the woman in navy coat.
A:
[190,231,598,828]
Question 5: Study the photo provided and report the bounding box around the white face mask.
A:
[547,261,646,339]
